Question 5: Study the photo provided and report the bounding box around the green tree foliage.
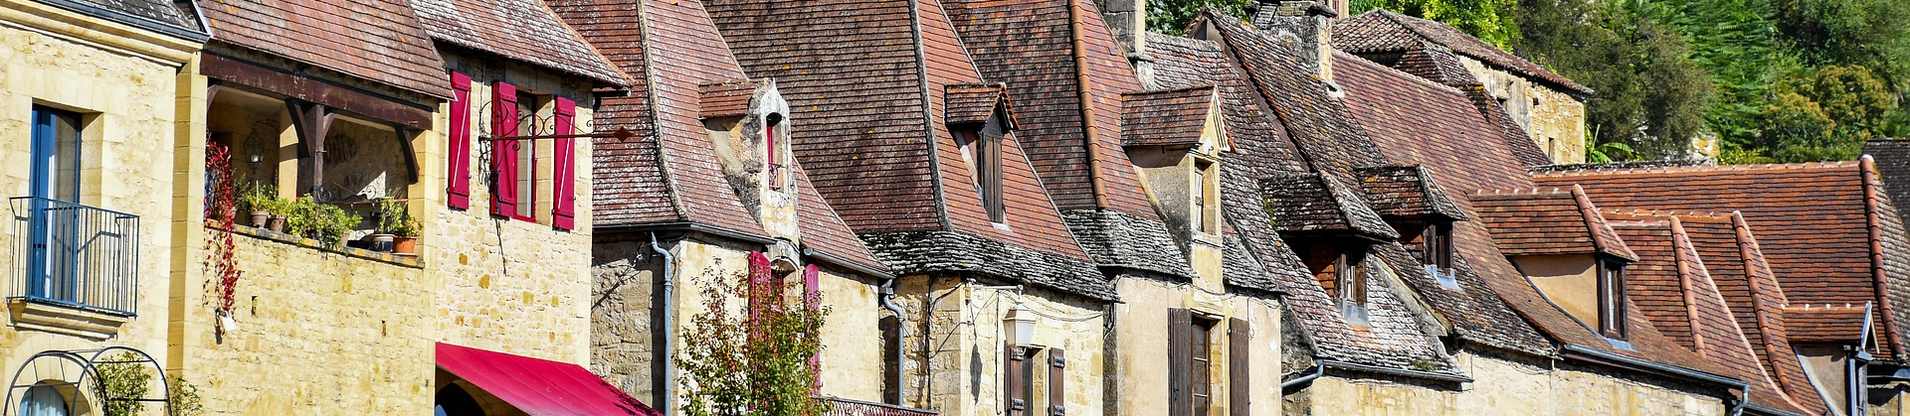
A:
[1147,0,1251,35]
[678,268,829,416]
[1513,0,1714,160]
[1348,0,1517,47]
[1747,65,1898,161]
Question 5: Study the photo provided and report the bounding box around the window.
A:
[880,315,903,405]
[19,385,67,416]
[954,122,1004,223]
[1422,223,1452,271]
[766,113,788,190]
[1189,317,1215,416]
[26,106,84,303]
[1597,259,1627,339]
[514,91,539,221]
[1337,250,1370,322]
[29,106,82,203]
[1193,160,1218,236]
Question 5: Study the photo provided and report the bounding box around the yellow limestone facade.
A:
[1460,57,1589,164]
[1290,352,1727,416]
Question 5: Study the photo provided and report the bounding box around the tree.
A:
[1748,65,1898,162]
[677,260,829,416]
[1514,0,1714,160]
[1147,0,1252,35]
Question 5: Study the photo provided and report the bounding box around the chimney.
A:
[1253,0,1338,80]
[1094,0,1146,55]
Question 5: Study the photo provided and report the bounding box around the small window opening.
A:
[1189,317,1216,416]
[1422,223,1452,272]
[1598,259,1627,339]
[954,122,1004,223]
[766,113,787,190]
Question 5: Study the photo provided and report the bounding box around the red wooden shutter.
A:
[803,264,821,392]
[491,82,519,217]
[447,72,473,209]
[1168,308,1192,416]
[552,97,576,230]
[746,251,771,337]
[1228,318,1250,416]
[1048,348,1066,416]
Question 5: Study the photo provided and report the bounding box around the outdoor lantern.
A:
[1003,304,1037,346]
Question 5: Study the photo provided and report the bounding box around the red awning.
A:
[436,342,659,416]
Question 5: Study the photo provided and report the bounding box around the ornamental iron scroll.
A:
[3,346,172,416]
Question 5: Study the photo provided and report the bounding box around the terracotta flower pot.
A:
[393,236,420,255]
[249,211,270,228]
[267,216,287,233]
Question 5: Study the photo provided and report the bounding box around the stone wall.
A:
[1287,351,1729,416]
[1110,277,1282,416]
[892,276,1110,416]
[0,3,199,412]
[1459,58,1588,164]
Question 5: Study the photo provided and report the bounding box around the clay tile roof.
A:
[1330,10,1592,96]
[1151,28,1460,372]
[1120,86,1219,148]
[406,0,628,86]
[1333,52,1548,181]
[1536,159,1910,362]
[698,80,761,119]
[1260,171,1399,240]
[1471,186,1637,261]
[1353,165,1466,221]
[48,0,204,39]
[200,0,451,98]
[1784,305,1872,343]
[1662,211,1829,414]
[1604,213,1812,414]
[943,83,1011,126]
[703,0,1107,298]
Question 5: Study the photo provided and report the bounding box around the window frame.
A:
[1193,158,1219,237]
[1597,258,1627,339]
[1422,222,1452,272]
[954,122,1005,223]
[511,91,541,222]
[1189,316,1216,416]
[766,113,789,191]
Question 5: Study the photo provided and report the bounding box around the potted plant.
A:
[239,182,275,228]
[264,197,289,233]
[376,198,421,255]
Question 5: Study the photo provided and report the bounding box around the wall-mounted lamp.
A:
[1003,304,1037,346]
[248,153,262,164]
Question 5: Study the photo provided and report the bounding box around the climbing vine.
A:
[206,144,241,316]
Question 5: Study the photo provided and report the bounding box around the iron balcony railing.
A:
[820,397,937,416]
[9,197,139,316]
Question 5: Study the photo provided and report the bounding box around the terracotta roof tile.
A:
[943,83,1011,126]
[1471,186,1636,261]
[407,0,628,85]
[698,80,762,119]
[1119,86,1219,148]
[1784,305,1870,343]
[1537,160,1910,362]
[201,0,451,98]
[1333,52,1542,182]
[1604,214,1810,414]
[705,0,1104,297]
[1201,15,1390,179]
[1329,10,1592,96]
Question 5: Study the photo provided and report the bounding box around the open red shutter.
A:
[491,82,519,217]
[552,97,576,230]
[746,251,771,339]
[448,72,473,209]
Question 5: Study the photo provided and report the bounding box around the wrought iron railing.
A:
[9,197,140,316]
[820,397,937,416]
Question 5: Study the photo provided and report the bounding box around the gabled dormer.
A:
[1473,185,1639,340]
[946,84,1016,225]
[1261,171,1398,323]
[1121,86,1228,267]
[1354,165,1468,283]
[702,79,798,237]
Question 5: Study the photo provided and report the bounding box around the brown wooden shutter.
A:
[1228,318,1250,416]
[1049,348,1066,416]
[1168,308,1192,416]
[1006,345,1028,416]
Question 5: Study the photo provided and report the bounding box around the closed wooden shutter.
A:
[1049,348,1066,416]
[1228,318,1250,416]
[551,97,576,230]
[802,264,821,391]
[1006,345,1028,416]
[447,72,473,209]
[490,82,520,217]
[1168,308,1192,416]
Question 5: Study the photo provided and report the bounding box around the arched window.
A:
[19,385,67,416]
[766,113,788,189]
[434,384,484,416]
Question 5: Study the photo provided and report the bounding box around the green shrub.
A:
[375,198,420,236]
[285,198,362,246]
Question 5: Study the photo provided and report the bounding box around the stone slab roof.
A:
[407,0,628,86]
[704,0,1104,298]
[1330,10,1592,96]
[1471,186,1637,261]
[1537,160,1910,363]
[1120,86,1219,148]
[553,0,884,274]
[200,0,451,98]
[1260,171,1398,240]
[1353,165,1466,221]
[43,0,205,40]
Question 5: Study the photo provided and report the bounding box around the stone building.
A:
[1328,9,1593,164]
[5,0,654,413]
[0,0,205,413]
[548,0,912,413]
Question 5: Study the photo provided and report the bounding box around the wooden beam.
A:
[395,125,420,185]
[286,100,334,197]
[203,53,433,130]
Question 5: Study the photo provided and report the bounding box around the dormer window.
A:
[954,120,1004,223]
[1421,222,1452,272]
[766,113,788,190]
[1336,249,1370,322]
[1597,258,1627,339]
[1193,159,1219,236]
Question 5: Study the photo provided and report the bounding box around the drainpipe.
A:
[879,277,909,404]
[650,233,677,416]
[1281,359,1325,393]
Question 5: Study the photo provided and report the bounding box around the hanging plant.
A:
[206,144,242,318]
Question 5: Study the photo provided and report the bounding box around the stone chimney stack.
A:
[1094,0,1146,55]
[1253,0,1338,80]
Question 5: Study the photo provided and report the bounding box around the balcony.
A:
[8,197,139,317]
[821,397,937,416]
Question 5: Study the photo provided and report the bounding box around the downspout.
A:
[650,232,677,415]
[1280,359,1325,393]
[879,278,909,403]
